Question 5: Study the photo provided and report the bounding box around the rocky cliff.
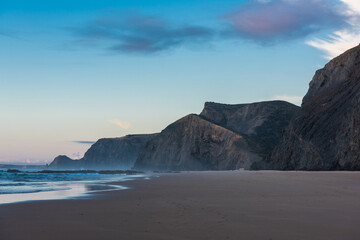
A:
[49,155,80,169]
[49,134,158,170]
[82,134,157,170]
[134,114,260,170]
[134,101,299,171]
[263,44,360,170]
[200,101,299,158]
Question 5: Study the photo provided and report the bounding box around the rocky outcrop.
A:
[134,114,260,171]
[49,134,158,170]
[264,44,360,170]
[200,101,299,158]
[49,99,300,171]
[49,155,80,169]
[134,101,299,171]
[81,134,157,170]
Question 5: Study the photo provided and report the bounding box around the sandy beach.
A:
[1,171,360,240]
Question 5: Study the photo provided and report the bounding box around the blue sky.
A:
[1,0,359,164]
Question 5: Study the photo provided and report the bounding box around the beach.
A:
[1,171,360,240]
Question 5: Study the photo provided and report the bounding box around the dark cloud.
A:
[223,0,349,43]
[73,141,96,145]
[71,1,352,53]
[73,14,215,54]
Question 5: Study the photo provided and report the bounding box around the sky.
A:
[1,0,360,164]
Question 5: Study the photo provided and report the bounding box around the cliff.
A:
[264,44,360,170]
[81,134,158,170]
[200,101,299,158]
[49,134,158,170]
[49,155,80,169]
[134,114,260,171]
[134,101,299,171]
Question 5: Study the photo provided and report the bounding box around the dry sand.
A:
[1,171,360,240]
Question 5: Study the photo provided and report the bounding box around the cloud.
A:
[70,1,356,54]
[223,0,348,43]
[307,30,360,59]
[73,141,96,145]
[306,0,360,59]
[271,95,303,105]
[340,0,360,14]
[73,13,214,54]
[109,119,131,129]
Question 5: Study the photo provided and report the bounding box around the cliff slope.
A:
[134,114,259,171]
[135,100,299,171]
[49,155,80,169]
[49,134,158,170]
[200,101,299,158]
[81,134,158,170]
[265,44,360,170]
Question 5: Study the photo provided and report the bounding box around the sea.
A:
[0,169,148,205]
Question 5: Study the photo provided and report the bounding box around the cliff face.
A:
[265,44,360,170]
[134,114,260,171]
[135,101,299,171]
[49,100,299,171]
[81,134,158,170]
[49,155,80,169]
[200,101,300,158]
[49,134,158,170]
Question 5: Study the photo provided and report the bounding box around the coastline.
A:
[1,171,360,240]
[0,171,150,204]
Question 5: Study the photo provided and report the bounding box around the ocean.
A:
[0,170,147,204]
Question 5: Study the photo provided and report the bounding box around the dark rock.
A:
[134,100,299,172]
[49,155,80,170]
[200,101,300,158]
[81,134,158,170]
[265,44,360,170]
[49,134,158,170]
[39,169,97,174]
[6,169,22,173]
[134,114,259,171]
[50,101,298,171]
[37,169,143,175]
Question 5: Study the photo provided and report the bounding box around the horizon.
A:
[1,0,360,164]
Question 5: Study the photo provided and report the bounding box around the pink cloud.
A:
[224,0,347,42]
[109,119,131,129]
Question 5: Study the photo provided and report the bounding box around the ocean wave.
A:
[0,185,71,194]
[0,171,147,204]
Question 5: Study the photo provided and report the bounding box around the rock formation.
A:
[49,155,80,169]
[135,101,299,171]
[81,134,157,169]
[200,101,299,158]
[263,44,360,170]
[49,134,158,170]
[134,114,260,170]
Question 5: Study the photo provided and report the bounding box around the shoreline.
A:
[0,172,152,205]
[1,170,360,240]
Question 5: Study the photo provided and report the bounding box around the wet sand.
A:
[1,171,360,240]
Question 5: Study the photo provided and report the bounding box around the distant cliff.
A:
[49,134,158,170]
[134,101,299,171]
[262,44,360,170]
[49,155,80,169]
[82,134,158,170]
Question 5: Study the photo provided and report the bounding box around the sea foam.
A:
[0,171,146,204]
